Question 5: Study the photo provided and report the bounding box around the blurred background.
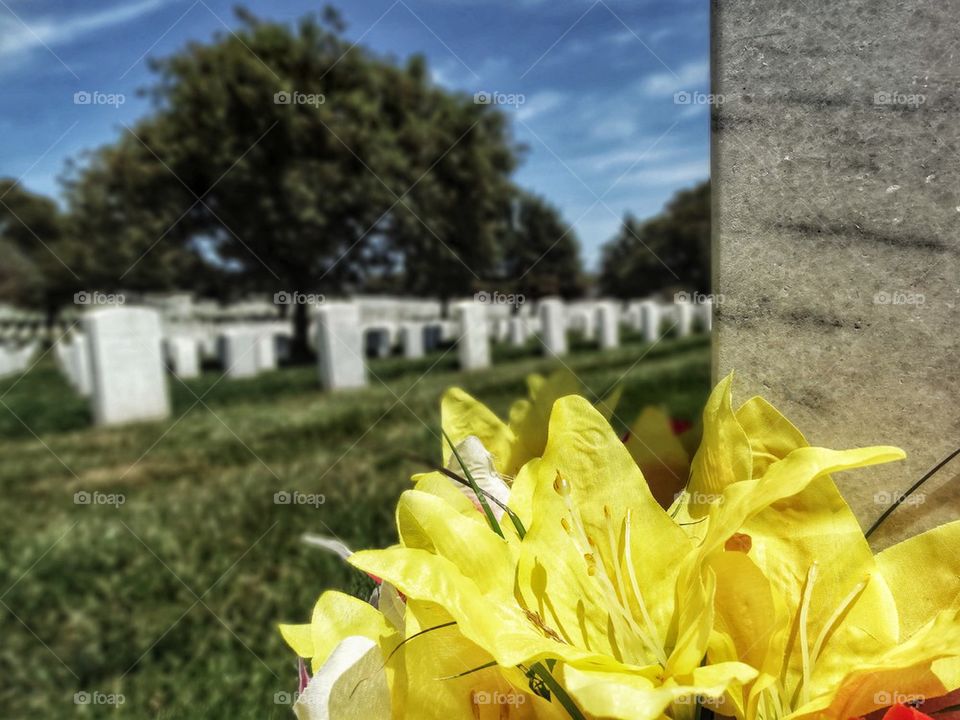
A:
[0,0,710,717]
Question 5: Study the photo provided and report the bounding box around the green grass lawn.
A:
[0,333,709,719]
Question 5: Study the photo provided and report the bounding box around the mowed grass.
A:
[0,332,710,719]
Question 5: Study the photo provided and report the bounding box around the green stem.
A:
[529,662,587,720]
[442,429,503,539]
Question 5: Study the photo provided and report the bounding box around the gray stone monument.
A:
[538,298,568,357]
[715,0,959,548]
[453,302,490,371]
[316,303,367,390]
[83,307,170,426]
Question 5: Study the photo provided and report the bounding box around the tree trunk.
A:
[290,300,312,364]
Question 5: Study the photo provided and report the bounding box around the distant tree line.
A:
[0,6,708,354]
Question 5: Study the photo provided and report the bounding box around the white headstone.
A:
[400,323,424,359]
[70,334,93,397]
[700,297,713,332]
[167,336,200,379]
[639,301,662,343]
[596,302,620,350]
[453,302,490,371]
[316,303,367,390]
[508,316,529,347]
[675,301,695,337]
[538,298,568,357]
[254,331,277,371]
[83,307,170,426]
[220,328,259,379]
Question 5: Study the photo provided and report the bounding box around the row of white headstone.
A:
[47,297,711,427]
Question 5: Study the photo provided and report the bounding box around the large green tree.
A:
[67,7,521,357]
[598,180,709,298]
[0,180,81,320]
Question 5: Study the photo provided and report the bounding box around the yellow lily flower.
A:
[673,379,960,720]
[352,394,762,720]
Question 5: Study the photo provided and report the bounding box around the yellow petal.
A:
[687,373,753,517]
[441,387,515,471]
[735,395,808,476]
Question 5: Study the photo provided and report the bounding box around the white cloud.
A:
[0,0,174,60]
[618,159,709,187]
[639,60,709,96]
[517,90,566,121]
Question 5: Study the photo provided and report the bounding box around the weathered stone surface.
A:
[83,307,170,426]
[715,0,960,548]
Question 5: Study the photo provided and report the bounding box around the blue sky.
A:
[0,0,709,269]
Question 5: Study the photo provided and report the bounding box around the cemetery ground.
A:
[0,332,709,719]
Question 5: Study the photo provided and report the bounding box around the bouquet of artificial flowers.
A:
[279,371,960,720]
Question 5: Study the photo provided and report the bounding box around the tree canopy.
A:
[598,181,709,299]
